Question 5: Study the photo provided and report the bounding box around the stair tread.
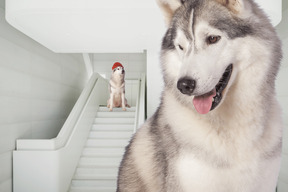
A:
[73,173,117,180]
[71,179,117,185]
[85,138,129,148]
[96,111,135,118]
[88,130,133,139]
[89,130,133,133]
[79,156,122,161]
[98,106,136,112]
[75,167,118,174]
[70,179,117,191]
[94,117,135,124]
[69,186,116,192]
[69,104,135,191]
[92,124,134,131]
[82,147,125,157]
[78,157,122,169]
[70,186,116,189]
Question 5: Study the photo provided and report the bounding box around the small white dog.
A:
[107,62,130,111]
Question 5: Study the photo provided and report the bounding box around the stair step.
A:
[82,147,126,157]
[89,131,133,139]
[70,186,116,192]
[73,173,117,180]
[70,179,117,188]
[69,104,136,192]
[78,156,122,167]
[96,111,135,118]
[73,174,117,180]
[94,117,134,124]
[75,167,118,177]
[85,139,129,148]
[92,124,134,131]
[98,106,136,112]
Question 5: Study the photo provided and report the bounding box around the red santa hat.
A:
[112,62,124,70]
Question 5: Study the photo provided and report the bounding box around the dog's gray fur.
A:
[117,0,283,191]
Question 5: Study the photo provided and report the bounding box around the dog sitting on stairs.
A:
[107,62,130,111]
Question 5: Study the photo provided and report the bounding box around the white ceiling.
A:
[5,0,165,53]
[4,0,283,53]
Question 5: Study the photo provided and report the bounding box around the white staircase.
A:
[69,106,135,192]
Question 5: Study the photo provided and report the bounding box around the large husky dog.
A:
[117,0,283,191]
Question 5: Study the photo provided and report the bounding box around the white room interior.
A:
[0,0,287,191]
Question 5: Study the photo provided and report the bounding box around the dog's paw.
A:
[109,108,113,112]
[122,107,127,111]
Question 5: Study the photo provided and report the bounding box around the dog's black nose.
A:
[177,77,196,95]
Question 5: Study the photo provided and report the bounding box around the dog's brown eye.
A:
[178,44,184,51]
[207,36,221,44]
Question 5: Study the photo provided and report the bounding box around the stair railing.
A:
[134,73,146,133]
[13,73,109,192]
[13,72,146,192]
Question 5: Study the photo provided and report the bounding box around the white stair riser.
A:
[69,187,116,192]
[71,180,116,187]
[69,106,136,192]
[73,174,117,180]
[94,118,134,124]
[89,131,133,139]
[79,157,121,167]
[70,186,116,192]
[82,147,125,157]
[75,167,118,175]
[86,139,129,148]
[98,107,136,112]
[92,124,134,131]
[96,112,135,118]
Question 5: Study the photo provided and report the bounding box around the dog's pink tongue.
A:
[193,89,216,114]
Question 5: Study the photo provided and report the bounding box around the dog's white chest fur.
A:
[109,75,124,100]
[176,154,256,192]
[110,81,123,94]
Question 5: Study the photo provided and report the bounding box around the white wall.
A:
[276,2,288,191]
[0,8,87,192]
[93,52,146,79]
[146,48,164,118]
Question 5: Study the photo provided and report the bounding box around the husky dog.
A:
[107,62,130,111]
[117,0,283,191]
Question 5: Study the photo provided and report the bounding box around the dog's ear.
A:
[214,0,245,14]
[156,0,184,26]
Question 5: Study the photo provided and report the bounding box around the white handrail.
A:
[139,73,146,126]
[133,73,146,133]
[13,73,110,192]
[133,78,141,133]
[13,72,145,192]
[16,73,100,150]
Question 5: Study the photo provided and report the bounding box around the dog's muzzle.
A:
[176,64,233,114]
[177,78,196,96]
